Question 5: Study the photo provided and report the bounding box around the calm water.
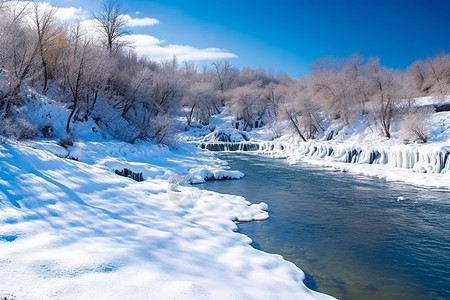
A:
[199,153,450,300]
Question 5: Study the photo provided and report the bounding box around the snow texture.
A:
[0,139,331,300]
[188,167,245,184]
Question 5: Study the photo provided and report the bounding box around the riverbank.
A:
[195,97,450,189]
[0,138,334,300]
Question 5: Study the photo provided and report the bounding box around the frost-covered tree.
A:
[182,80,221,125]
[310,54,371,126]
[293,79,324,139]
[406,54,450,98]
[406,59,428,95]
[61,24,109,133]
[237,67,278,87]
[31,3,63,94]
[0,2,38,119]
[229,82,268,130]
[400,109,431,143]
[424,53,450,97]
[212,60,238,92]
[366,59,406,139]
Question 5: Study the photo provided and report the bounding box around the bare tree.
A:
[0,2,38,119]
[366,58,407,139]
[93,0,129,56]
[279,79,324,141]
[146,61,183,117]
[262,80,308,141]
[32,2,63,94]
[182,80,220,125]
[424,53,450,97]
[212,60,238,92]
[310,54,371,126]
[238,67,278,87]
[400,109,430,143]
[62,24,108,133]
[406,59,428,95]
[229,82,267,130]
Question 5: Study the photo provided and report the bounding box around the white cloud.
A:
[54,6,89,21]
[121,14,160,27]
[4,1,89,22]
[78,19,102,37]
[5,1,236,62]
[121,34,237,61]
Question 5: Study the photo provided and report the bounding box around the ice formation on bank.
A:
[273,142,450,174]
[199,140,450,174]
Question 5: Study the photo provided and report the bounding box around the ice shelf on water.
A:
[199,139,450,188]
[274,142,450,174]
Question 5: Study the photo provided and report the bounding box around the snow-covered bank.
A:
[199,139,450,188]
[195,99,450,189]
[0,139,333,300]
[262,141,450,189]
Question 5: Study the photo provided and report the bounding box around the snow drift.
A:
[0,139,333,300]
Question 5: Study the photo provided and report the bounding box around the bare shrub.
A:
[400,113,429,143]
[41,124,54,137]
[59,135,74,148]
[1,118,38,140]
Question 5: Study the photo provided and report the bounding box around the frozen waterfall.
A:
[200,140,450,174]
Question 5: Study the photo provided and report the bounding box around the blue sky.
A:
[59,0,450,77]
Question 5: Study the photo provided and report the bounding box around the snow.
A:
[2,75,446,299]
[256,202,269,211]
[255,139,450,189]
[188,167,245,184]
[195,96,450,189]
[203,128,250,143]
[0,139,332,300]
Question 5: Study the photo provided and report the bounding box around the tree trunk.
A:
[41,57,49,94]
[66,103,76,133]
[286,110,307,142]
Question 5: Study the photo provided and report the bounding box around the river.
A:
[198,152,450,300]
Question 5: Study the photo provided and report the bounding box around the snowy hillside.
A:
[0,138,334,300]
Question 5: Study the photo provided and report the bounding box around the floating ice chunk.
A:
[257,202,269,211]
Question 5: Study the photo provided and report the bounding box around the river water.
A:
[198,153,450,300]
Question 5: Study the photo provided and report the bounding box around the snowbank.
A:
[0,140,333,300]
[188,166,245,184]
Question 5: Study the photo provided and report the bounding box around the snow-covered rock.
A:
[203,128,250,142]
[188,166,245,184]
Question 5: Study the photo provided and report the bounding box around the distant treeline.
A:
[0,0,449,143]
